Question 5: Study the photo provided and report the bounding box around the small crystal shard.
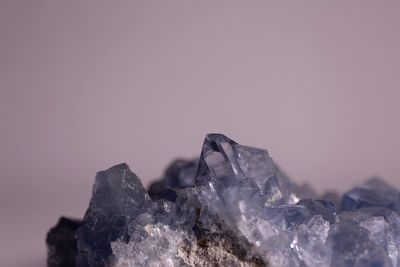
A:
[46,134,400,267]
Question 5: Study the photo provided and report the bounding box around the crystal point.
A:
[77,163,152,266]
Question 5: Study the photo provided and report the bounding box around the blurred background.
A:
[1,1,400,266]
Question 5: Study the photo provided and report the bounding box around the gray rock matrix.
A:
[47,134,400,267]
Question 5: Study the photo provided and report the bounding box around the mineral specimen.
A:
[47,134,400,267]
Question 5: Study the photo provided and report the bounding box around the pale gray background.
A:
[1,1,400,266]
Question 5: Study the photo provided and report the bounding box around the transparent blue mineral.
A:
[77,163,152,266]
[339,207,400,266]
[148,159,197,201]
[195,134,292,213]
[264,199,336,231]
[342,177,400,213]
[327,219,392,267]
[57,133,400,267]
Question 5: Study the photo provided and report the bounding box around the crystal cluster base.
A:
[47,134,400,267]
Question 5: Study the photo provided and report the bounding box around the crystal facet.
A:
[342,177,400,213]
[77,163,152,266]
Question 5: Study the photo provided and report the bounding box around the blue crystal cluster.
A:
[49,134,400,266]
